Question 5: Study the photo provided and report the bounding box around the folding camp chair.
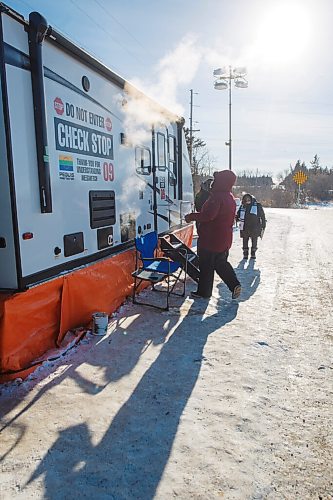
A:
[132,231,188,311]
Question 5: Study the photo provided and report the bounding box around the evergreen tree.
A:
[310,154,320,174]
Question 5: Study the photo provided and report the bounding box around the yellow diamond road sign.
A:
[293,171,308,185]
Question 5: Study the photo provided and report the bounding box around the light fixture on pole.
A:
[213,66,248,170]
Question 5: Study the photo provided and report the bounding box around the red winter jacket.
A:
[187,170,237,252]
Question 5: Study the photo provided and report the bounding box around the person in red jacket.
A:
[185,170,241,299]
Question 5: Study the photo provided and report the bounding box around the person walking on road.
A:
[236,193,266,259]
[185,170,241,300]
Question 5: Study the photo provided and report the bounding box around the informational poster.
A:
[53,97,114,183]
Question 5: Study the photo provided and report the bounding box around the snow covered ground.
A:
[0,208,332,499]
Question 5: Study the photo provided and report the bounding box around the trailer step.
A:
[160,234,199,283]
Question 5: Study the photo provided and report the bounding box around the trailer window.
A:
[169,135,176,162]
[157,132,166,170]
[169,135,177,186]
[135,147,151,175]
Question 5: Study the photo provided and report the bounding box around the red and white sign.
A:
[160,188,165,200]
[54,97,64,115]
[105,117,112,132]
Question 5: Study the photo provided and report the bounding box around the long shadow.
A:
[0,303,171,440]
[27,298,239,499]
[0,282,192,460]
[0,236,196,431]
[217,258,261,302]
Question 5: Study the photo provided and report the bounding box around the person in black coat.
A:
[194,178,213,236]
[194,178,213,212]
[236,193,266,259]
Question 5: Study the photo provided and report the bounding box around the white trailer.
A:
[0,3,193,291]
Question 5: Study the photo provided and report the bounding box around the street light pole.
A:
[213,66,248,171]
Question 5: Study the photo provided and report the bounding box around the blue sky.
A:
[5,0,333,177]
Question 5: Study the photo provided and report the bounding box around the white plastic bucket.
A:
[92,312,108,336]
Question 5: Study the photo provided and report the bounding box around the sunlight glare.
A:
[254,2,312,65]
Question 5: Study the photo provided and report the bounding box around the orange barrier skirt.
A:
[0,226,193,382]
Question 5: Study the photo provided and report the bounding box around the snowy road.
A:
[1,208,332,499]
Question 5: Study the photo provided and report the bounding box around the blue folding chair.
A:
[132,231,187,310]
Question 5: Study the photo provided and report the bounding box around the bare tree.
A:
[193,148,217,177]
[184,127,208,175]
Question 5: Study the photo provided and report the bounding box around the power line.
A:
[12,0,32,12]
[92,0,153,58]
[16,0,152,71]
[69,0,148,67]
[14,0,124,73]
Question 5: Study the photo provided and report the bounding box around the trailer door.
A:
[134,145,154,236]
[155,127,179,231]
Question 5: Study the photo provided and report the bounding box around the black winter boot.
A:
[250,250,256,259]
[243,250,249,259]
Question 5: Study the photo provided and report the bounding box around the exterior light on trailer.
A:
[22,232,34,240]
[82,75,90,92]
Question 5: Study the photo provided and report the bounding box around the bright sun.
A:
[254,2,312,65]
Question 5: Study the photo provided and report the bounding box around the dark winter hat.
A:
[242,193,255,203]
[202,178,213,190]
[242,193,252,203]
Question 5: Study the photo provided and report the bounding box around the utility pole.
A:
[189,89,193,170]
[228,66,232,171]
[189,89,199,174]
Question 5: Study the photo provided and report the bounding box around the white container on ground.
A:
[92,312,109,336]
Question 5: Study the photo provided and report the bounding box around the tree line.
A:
[185,128,333,207]
[234,156,333,207]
